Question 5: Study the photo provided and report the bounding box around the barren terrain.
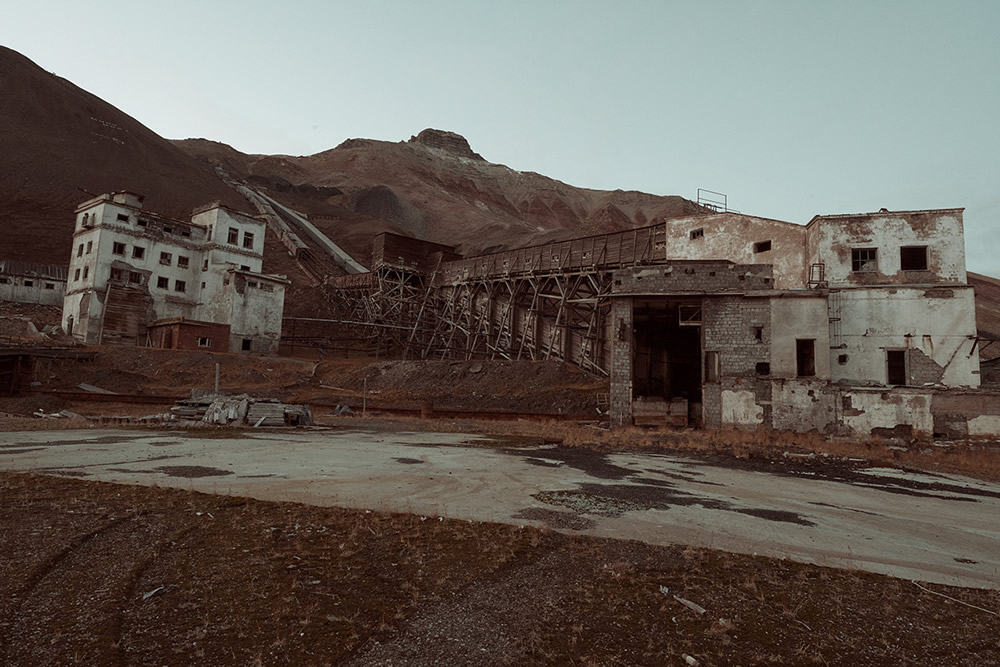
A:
[1,470,998,665]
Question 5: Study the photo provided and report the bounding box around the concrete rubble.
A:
[168,393,312,427]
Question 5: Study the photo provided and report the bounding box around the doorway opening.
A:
[632,298,702,426]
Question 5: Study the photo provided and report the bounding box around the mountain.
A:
[0,46,247,264]
[173,130,707,260]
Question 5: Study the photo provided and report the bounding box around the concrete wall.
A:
[830,286,979,388]
[771,295,831,379]
[807,209,967,286]
[661,213,808,289]
[227,273,286,353]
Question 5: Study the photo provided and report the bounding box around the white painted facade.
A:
[61,192,287,352]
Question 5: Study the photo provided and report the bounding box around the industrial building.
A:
[0,259,67,306]
[61,192,287,353]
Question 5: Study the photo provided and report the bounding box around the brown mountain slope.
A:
[174,130,707,256]
[969,272,1000,361]
[0,46,246,265]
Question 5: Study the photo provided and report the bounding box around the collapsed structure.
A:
[62,192,288,353]
[332,208,993,438]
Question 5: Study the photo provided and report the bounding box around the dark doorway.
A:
[886,350,907,385]
[796,339,816,377]
[632,298,702,401]
[242,338,252,352]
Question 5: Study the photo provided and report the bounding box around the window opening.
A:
[753,240,772,253]
[157,276,169,289]
[228,227,239,244]
[755,362,770,375]
[44,282,54,289]
[81,267,88,280]
[900,246,928,271]
[110,267,123,282]
[77,244,84,257]
[242,338,252,351]
[754,326,764,342]
[132,246,145,260]
[74,268,80,281]
[137,218,148,227]
[86,241,92,254]
[160,252,172,266]
[197,337,211,348]
[690,228,704,240]
[243,232,254,249]
[177,256,189,268]
[128,271,141,284]
[174,280,186,293]
[24,279,34,287]
[113,242,126,255]
[852,248,878,272]
[116,213,129,223]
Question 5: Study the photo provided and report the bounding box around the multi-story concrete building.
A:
[0,260,67,306]
[62,192,287,353]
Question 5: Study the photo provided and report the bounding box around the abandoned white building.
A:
[331,207,994,439]
[0,260,67,306]
[62,192,287,353]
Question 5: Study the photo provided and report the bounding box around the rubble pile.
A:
[169,394,312,427]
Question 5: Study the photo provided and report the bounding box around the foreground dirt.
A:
[1,472,997,665]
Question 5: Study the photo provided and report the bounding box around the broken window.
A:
[678,305,702,326]
[852,248,878,272]
[900,246,928,271]
[157,276,169,289]
[160,252,172,266]
[116,213,129,223]
[197,337,211,348]
[689,228,704,240]
[86,240,92,254]
[228,227,239,244]
[243,232,254,249]
[796,339,816,377]
[174,280,186,293]
[753,240,772,253]
[24,279,34,287]
[887,349,907,385]
[113,242,126,255]
[704,351,720,383]
[44,282,54,289]
[177,256,189,269]
[240,265,250,271]
[77,243,84,257]
[110,267,123,282]
[137,218,148,227]
[82,267,88,280]
[132,246,145,260]
[128,271,141,284]
[163,226,173,234]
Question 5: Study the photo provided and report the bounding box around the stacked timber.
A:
[247,400,285,427]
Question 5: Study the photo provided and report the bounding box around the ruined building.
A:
[333,207,992,438]
[0,259,67,306]
[62,192,287,352]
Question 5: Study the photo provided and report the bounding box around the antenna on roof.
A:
[697,189,739,214]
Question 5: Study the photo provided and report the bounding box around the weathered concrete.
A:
[3,428,999,590]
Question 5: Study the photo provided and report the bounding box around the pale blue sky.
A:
[4,1,998,275]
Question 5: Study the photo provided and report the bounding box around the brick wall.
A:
[612,262,773,295]
[608,298,633,428]
[703,296,771,376]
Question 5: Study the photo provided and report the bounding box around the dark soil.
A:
[1,472,998,666]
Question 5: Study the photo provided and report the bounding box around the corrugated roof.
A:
[0,259,69,281]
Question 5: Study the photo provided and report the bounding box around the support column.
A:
[609,297,633,428]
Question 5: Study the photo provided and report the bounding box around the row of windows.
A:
[76,240,93,257]
[113,212,192,237]
[0,277,56,288]
[687,227,773,255]
[159,251,190,268]
[227,227,254,249]
[851,246,928,272]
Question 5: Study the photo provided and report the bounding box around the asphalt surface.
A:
[2,427,999,589]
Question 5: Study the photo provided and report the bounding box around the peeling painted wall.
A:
[829,286,979,388]
[771,295,831,379]
[720,388,764,428]
[839,389,934,438]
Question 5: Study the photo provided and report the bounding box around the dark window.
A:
[754,326,764,342]
[180,229,191,238]
[157,276,169,289]
[44,282,54,289]
[852,248,878,272]
[177,256,189,268]
[74,268,80,281]
[128,271,141,284]
[113,242,126,255]
[202,259,209,271]
[228,227,239,244]
[689,228,704,240]
[110,267,123,282]
[887,350,907,385]
[197,337,211,348]
[116,213,129,223]
[678,305,702,326]
[753,240,772,253]
[247,281,259,288]
[796,339,816,377]
[900,246,928,271]
[160,252,172,266]
[24,279,34,287]
[174,280,186,293]
[86,241,92,254]
[163,226,173,234]
[77,243,84,257]
[240,265,250,271]
[137,218,148,227]
[838,353,848,365]
[81,267,88,280]
[755,362,770,376]
[132,246,145,260]
[0,277,9,284]
[242,338,252,351]
[243,232,254,249]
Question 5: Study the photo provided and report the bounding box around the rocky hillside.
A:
[0,46,247,265]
